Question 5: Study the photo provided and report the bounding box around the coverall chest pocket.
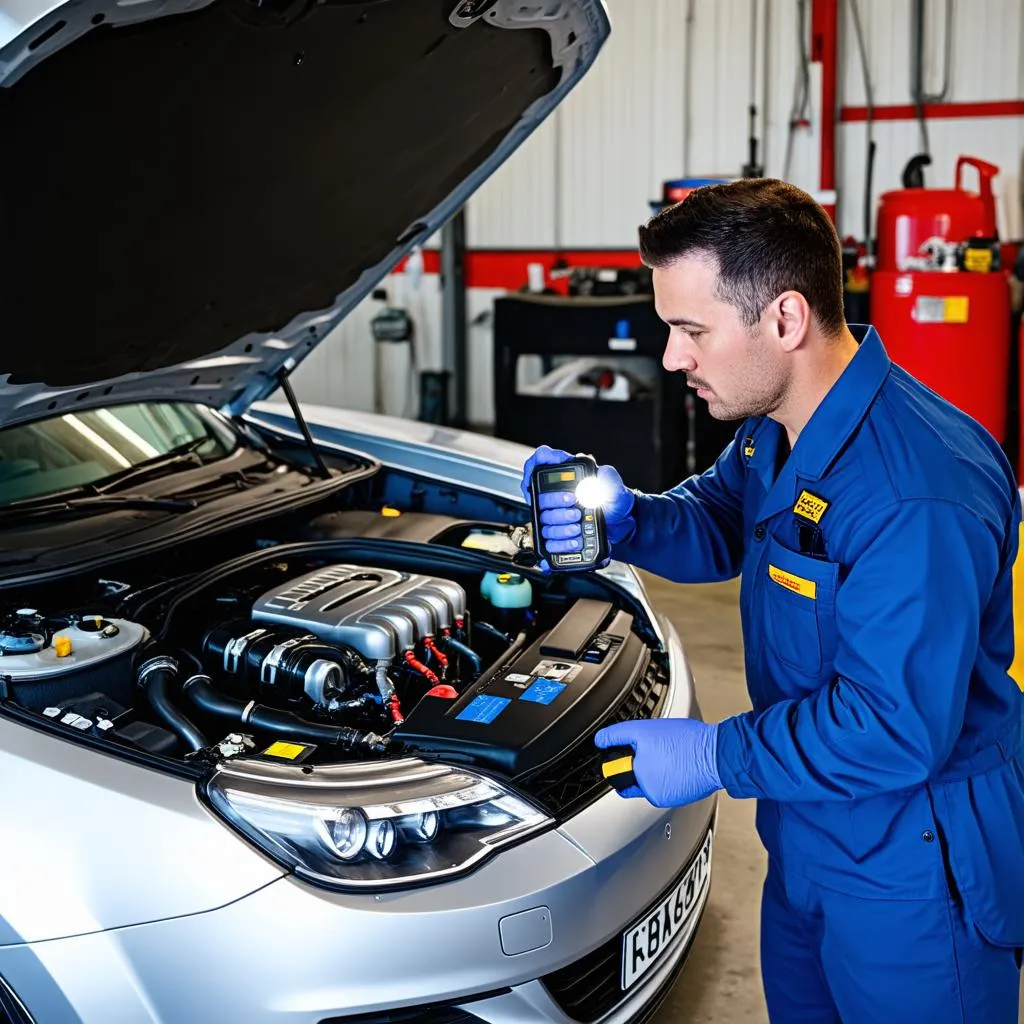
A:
[760,536,839,680]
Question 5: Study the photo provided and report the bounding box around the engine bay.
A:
[0,515,668,814]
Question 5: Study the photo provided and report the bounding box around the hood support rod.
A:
[277,363,331,479]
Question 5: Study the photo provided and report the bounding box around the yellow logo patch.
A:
[794,490,829,524]
[744,446,756,458]
[768,565,817,599]
[1010,522,1024,692]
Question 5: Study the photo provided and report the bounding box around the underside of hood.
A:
[0,0,608,428]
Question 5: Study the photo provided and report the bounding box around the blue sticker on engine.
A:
[519,678,567,706]
[456,695,511,724]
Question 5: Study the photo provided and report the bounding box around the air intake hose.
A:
[137,656,208,753]
[182,674,387,754]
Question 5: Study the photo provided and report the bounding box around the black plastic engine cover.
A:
[395,605,647,780]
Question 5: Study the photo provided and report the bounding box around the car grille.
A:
[542,908,705,1024]
[518,655,669,819]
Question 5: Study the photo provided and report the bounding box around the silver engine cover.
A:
[251,565,467,662]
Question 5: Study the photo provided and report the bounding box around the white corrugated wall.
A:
[839,0,1024,242]
[291,0,1024,424]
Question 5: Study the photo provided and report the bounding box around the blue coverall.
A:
[611,326,1024,1022]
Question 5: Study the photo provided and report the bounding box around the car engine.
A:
[199,564,471,743]
[0,539,668,797]
[250,565,468,659]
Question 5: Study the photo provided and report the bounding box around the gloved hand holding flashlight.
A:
[520,446,637,561]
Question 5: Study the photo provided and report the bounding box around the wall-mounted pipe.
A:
[811,0,838,203]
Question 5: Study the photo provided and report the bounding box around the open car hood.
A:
[0,0,608,429]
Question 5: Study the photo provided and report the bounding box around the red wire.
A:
[424,637,448,669]
[403,650,439,686]
[388,693,404,726]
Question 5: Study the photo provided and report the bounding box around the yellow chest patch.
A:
[768,564,817,600]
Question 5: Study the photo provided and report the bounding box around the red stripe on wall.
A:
[393,249,644,292]
[841,100,1024,122]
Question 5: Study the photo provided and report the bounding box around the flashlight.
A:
[529,454,610,572]
[573,474,615,510]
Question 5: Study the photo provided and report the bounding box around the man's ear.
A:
[766,291,812,353]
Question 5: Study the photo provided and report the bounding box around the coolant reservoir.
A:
[481,572,533,609]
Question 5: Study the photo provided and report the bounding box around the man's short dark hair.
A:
[637,179,846,337]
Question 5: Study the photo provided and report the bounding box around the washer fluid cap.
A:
[481,571,532,609]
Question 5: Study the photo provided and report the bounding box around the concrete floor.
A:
[643,574,770,1024]
[642,572,1024,1024]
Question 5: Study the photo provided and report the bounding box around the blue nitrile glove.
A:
[520,446,637,561]
[594,718,721,808]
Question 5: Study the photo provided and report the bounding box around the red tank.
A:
[875,157,999,272]
[870,156,1011,444]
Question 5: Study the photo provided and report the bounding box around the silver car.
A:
[0,1,716,1021]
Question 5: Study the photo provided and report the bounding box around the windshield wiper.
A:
[0,494,197,524]
[91,438,209,494]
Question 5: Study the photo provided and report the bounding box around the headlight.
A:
[203,758,553,891]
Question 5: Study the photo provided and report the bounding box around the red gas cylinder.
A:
[876,157,999,272]
[870,156,1011,444]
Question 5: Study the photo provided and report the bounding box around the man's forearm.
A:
[611,484,745,582]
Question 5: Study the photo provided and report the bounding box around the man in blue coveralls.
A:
[522,179,1024,1022]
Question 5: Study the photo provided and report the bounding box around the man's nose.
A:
[663,333,697,373]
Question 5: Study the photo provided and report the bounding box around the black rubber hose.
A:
[444,635,483,676]
[137,657,208,752]
[182,675,387,754]
[473,620,512,645]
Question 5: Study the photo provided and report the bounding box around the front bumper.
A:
[0,620,716,1023]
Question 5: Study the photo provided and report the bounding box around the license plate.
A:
[621,829,713,991]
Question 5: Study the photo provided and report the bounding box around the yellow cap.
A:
[381,506,402,518]
[54,636,72,658]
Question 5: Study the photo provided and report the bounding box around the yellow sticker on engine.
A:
[768,565,817,600]
[262,741,306,760]
[793,490,829,524]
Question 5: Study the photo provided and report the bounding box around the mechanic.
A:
[521,179,1024,1023]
